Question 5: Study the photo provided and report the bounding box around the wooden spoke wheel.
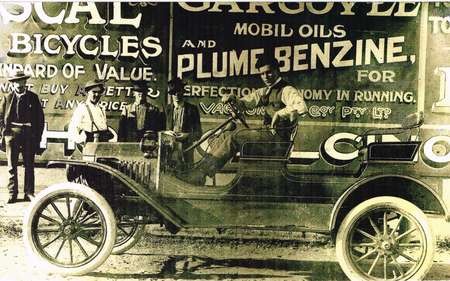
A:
[336,196,434,281]
[24,183,116,276]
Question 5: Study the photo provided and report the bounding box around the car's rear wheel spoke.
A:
[397,250,417,263]
[390,255,405,277]
[78,212,97,225]
[355,228,376,241]
[69,239,73,264]
[368,216,381,236]
[346,206,428,281]
[356,248,377,263]
[396,227,417,241]
[367,253,381,275]
[391,215,404,236]
[118,225,132,236]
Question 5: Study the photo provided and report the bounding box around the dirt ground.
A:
[2,224,450,281]
[0,227,342,281]
[1,168,450,280]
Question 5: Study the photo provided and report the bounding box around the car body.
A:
[23,112,448,280]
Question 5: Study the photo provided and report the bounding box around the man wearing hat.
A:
[0,70,44,203]
[118,81,164,142]
[166,77,202,166]
[68,80,112,151]
[181,54,307,185]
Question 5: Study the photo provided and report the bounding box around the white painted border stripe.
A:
[201,120,450,130]
[423,124,450,130]
[168,3,174,82]
[291,151,320,159]
[201,118,402,128]
[417,3,428,113]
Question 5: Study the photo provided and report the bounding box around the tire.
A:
[112,220,145,255]
[23,182,117,276]
[336,196,434,281]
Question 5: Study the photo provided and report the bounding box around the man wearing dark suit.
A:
[0,71,45,203]
[118,81,164,142]
[166,78,202,165]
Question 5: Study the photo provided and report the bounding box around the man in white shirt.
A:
[68,80,111,151]
[180,55,307,185]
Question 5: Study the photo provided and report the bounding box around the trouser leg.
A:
[5,133,19,198]
[178,128,283,185]
[204,128,283,175]
[208,131,236,160]
[22,129,36,195]
[181,140,194,166]
[202,131,234,174]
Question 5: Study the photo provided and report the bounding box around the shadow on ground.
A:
[88,254,349,280]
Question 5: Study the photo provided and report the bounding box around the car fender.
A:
[48,159,184,230]
[329,174,449,232]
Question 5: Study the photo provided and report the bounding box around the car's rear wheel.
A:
[336,196,434,281]
[112,218,145,255]
[23,182,116,276]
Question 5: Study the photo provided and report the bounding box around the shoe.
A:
[7,197,17,204]
[23,194,35,202]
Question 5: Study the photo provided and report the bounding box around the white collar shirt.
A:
[68,101,108,143]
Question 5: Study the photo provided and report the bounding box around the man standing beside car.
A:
[0,71,45,203]
[68,80,113,152]
[166,77,202,166]
[118,80,164,142]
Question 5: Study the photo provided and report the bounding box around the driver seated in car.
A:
[179,54,307,185]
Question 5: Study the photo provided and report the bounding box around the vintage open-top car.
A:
[22,106,448,281]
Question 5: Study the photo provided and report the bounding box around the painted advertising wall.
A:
[0,2,449,167]
[174,2,450,171]
[0,2,168,159]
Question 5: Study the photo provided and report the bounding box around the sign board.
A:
[0,2,448,164]
[0,2,169,158]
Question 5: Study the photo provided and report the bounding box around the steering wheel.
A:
[227,101,249,128]
[183,103,247,154]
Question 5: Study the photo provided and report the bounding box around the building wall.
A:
[0,2,448,168]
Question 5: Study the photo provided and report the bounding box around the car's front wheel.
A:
[23,182,117,276]
[336,196,434,281]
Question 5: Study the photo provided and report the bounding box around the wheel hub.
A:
[376,235,397,255]
[61,220,79,237]
[382,241,392,250]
